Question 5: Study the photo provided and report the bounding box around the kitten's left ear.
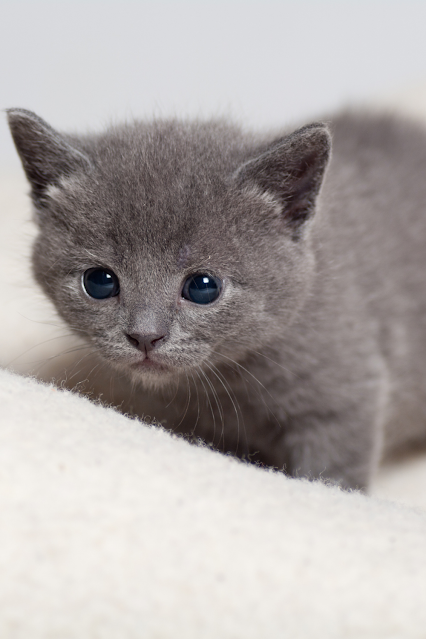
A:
[7,108,92,203]
[235,123,331,237]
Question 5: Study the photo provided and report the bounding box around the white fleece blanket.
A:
[2,96,426,637]
[1,368,426,639]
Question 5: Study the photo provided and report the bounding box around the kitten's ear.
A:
[7,108,91,202]
[235,123,331,237]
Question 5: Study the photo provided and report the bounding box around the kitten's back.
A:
[317,112,426,453]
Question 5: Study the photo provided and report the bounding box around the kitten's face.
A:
[8,112,330,387]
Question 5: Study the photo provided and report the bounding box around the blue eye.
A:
[83,268,120,299]
[182,274,222,305]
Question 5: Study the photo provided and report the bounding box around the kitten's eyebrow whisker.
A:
[44,254,68,275]
[80,248,102,262]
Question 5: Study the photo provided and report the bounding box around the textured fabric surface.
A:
[1,368,426,639]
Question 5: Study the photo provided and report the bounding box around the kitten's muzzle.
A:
[126,331,168,353]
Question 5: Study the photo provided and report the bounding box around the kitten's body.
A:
[8,109,426,489]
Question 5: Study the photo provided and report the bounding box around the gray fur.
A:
[8,108,426,489]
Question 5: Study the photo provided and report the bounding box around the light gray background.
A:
[2,0,426,169]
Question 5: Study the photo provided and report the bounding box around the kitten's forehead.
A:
[55,175,234,277]
[89,119,244,182]
[67,122,246,258]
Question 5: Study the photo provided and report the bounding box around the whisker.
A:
[200,366,223,444]
[175,371,192,430]
[212,351,284,428]
[165,373,181,409]
[204,361,243,453]
[202,363,228,449]
[26,343,94,377]
[212,351,277,404]
[5,333,81,368]
[249,347,301,380]
[125,372,139,416]
[211,363,245,454]
[189,370,201,436]
[14,312,89,335]
[194,365,216,442]
[74,360,102,384]
[63,349,100,382]
[218,336,300,380]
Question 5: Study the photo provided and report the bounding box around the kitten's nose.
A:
[126,332,167,353]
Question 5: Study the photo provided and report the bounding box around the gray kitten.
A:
[8,108,426,489]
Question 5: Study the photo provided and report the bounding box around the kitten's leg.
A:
[279,385,388,490]
[254,337,391,490]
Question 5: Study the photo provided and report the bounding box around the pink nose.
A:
[126,332,167,352]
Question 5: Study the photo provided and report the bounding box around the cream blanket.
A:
[2,98,426,637]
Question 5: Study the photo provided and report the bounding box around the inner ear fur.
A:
[7,108,92,203]
[235,123,331,236]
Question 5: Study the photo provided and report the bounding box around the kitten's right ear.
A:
[234,123,331,239]
[7,108,91,202]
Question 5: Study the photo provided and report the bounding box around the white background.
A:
[2,0,426,168]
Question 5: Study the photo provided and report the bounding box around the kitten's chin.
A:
[130,358,169,373]
[116,356,180,389]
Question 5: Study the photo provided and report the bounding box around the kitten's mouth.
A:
[129,356,170,373]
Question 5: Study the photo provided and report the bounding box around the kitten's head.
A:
[8,109,330,388]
